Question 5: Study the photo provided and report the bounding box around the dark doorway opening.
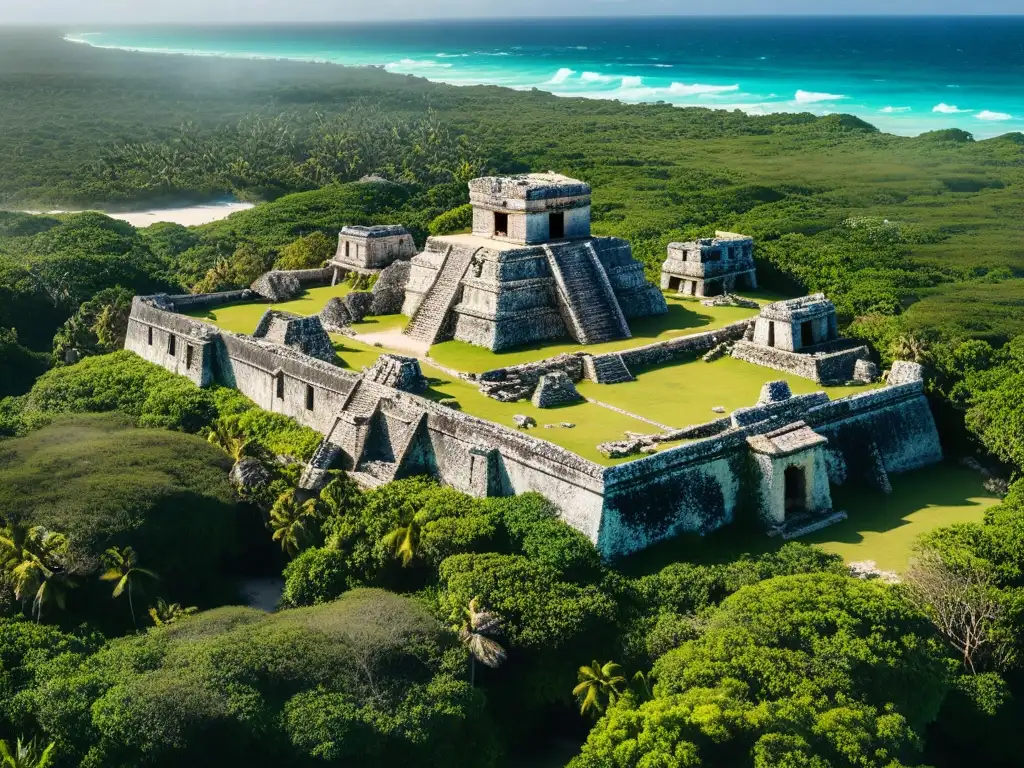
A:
[185,345,194,370]
[305,385,315,411]
[494,212,509,237]
[784,466,806,513]
[276,373,285,400]
[549,212,565,239]
[167,334,176,357]
[801,320,815,348]
[767,322,775,347]
[668,276,682,292]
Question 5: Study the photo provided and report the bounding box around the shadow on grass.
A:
[616,463,995,577]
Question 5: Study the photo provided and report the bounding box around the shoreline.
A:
[18,201,255,227]
[61,22,1024,140]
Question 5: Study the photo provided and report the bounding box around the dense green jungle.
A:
[2,29,1024,768]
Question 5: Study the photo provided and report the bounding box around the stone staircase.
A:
[584,353,635,384]
[298,417,344,491]
[343,381,382,418]
[404,245,478,345]
[545,243,631,344]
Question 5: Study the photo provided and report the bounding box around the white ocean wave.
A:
[621,76,643,88]
[653,64,674,68]
[668,82,740,96]
[794,90,847,104]
[581,71,616,83]
[385,59,453,70]
[976,110,1013,121]
[933,103,972,114]
[436,52,469,58]
[546,68,576,85]
[880,106,911,113]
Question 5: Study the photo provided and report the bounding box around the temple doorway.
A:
[784,466,806,513]
[801,320,815,348]
[549,212,565,239]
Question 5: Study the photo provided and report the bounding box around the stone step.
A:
[403,246,477,345]
[358,459,398,482]
[545,243,630,345]
[587,354,635,383]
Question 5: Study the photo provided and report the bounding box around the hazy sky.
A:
[0,0,1021,24]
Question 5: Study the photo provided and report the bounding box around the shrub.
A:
[428,204,472,236]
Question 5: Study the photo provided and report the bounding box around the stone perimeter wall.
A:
[732,339,871,385]
[126,297,942,560]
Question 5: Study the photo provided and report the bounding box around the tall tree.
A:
[270,491,320,557]
[382,503,422,567]
[100,546,159,627]
[2,527,76,623]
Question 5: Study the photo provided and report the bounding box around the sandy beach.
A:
[22,200,255,227]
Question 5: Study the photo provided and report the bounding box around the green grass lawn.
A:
[427,291,780,374]
[619,463,998,575]
[578,356,877,429]
[418,362,655,466]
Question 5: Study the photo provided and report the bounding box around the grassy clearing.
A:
[428,292,776,374]
[619,463,998,575]
[578,356,877,428]
[418,362,654,466]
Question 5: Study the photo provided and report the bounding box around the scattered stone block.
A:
[319,297,352,332]
[251,271,302,302]
[438,397,460,409]
[230,457,269,491]
[560,422,576,429]
[343,291,374,323]
[853,358,879,383]
[700,293,760,309]
[365,354,428,393]
[887,360,925,385]
[513,414,537,430]
[253,310,335,362]
[370,261,412,316]
[758,380,793,405]
[711,406,726,414]
[531,370,583,408]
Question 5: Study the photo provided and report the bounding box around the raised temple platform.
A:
[401,173,666,351]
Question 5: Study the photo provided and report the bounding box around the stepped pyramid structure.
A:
[401,173,667,350]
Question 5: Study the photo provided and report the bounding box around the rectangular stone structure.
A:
[661,231,757,297]
[469,173,592,245]
[331,224,416,276]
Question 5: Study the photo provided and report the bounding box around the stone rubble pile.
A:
[700,293,760,309]
[319,297,352,332]
[513,414,537,429]
[251,271,302,302]
[370,261,412,316]
[531,371,583,408]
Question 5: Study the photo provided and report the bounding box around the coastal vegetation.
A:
[2,28,1024,768]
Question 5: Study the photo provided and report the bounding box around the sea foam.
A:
[668,82,740,96]
[794,90,847,104]
[546,68,576,85]
[933,103,972,114]
[976,110,1013,121]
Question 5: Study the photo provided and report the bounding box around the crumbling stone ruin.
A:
[125,170,943,559]
[319,297,353,332]
[369,261,412,316]
[400,173,667,350]
[731,294,878,385]
[252,309,335,362]
[661,231,757,297]
[329,225,416,281]
[364,354,428,394]
[531,370,583,408]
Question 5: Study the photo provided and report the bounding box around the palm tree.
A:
[148,598,197,627]
[206,416,252,464]
[890,333,929,364]
[4,528,76,623]
[573,660,626,718]
[455,597,506,687]
[0,737,56,768]
[100,546,159,627]
[382,504,422,567]
[269,491,319,557]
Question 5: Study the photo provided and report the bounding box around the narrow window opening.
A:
[705,249,721,262]
[493,212,509,237]
[767,322,775,348]
[167,334,176,357]
[185,345,194,369]
[345,241,351,259]
[276,373,285,400]
[548,212,565,239]
[305,385,314,411]
[147,327,153,346]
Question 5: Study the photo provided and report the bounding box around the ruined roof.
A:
[340,224,411,239]
[469,173,591,201]
[746,421,828,457]
[758,293,835,323]
[668,231,753,252]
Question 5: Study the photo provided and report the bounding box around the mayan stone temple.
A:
[124,172,944,558]
[401,173,667,350]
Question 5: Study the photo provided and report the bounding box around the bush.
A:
[0,413,243,605]
[428,204,473,236]
[34,590,499,768]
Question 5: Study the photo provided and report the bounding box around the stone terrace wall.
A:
[732,339,871,384]
[608,320,752,370]
[158,290,253,311]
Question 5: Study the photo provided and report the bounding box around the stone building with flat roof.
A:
[329,225,416,281]
[661,231,757,297]
[401,173,666,351]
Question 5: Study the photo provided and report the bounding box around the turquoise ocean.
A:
[66,17,1024,138]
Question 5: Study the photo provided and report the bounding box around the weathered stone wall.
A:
[125,298,218,386]
[731,340,871,384]
[612,320,752,370]
[158,290,253,311]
